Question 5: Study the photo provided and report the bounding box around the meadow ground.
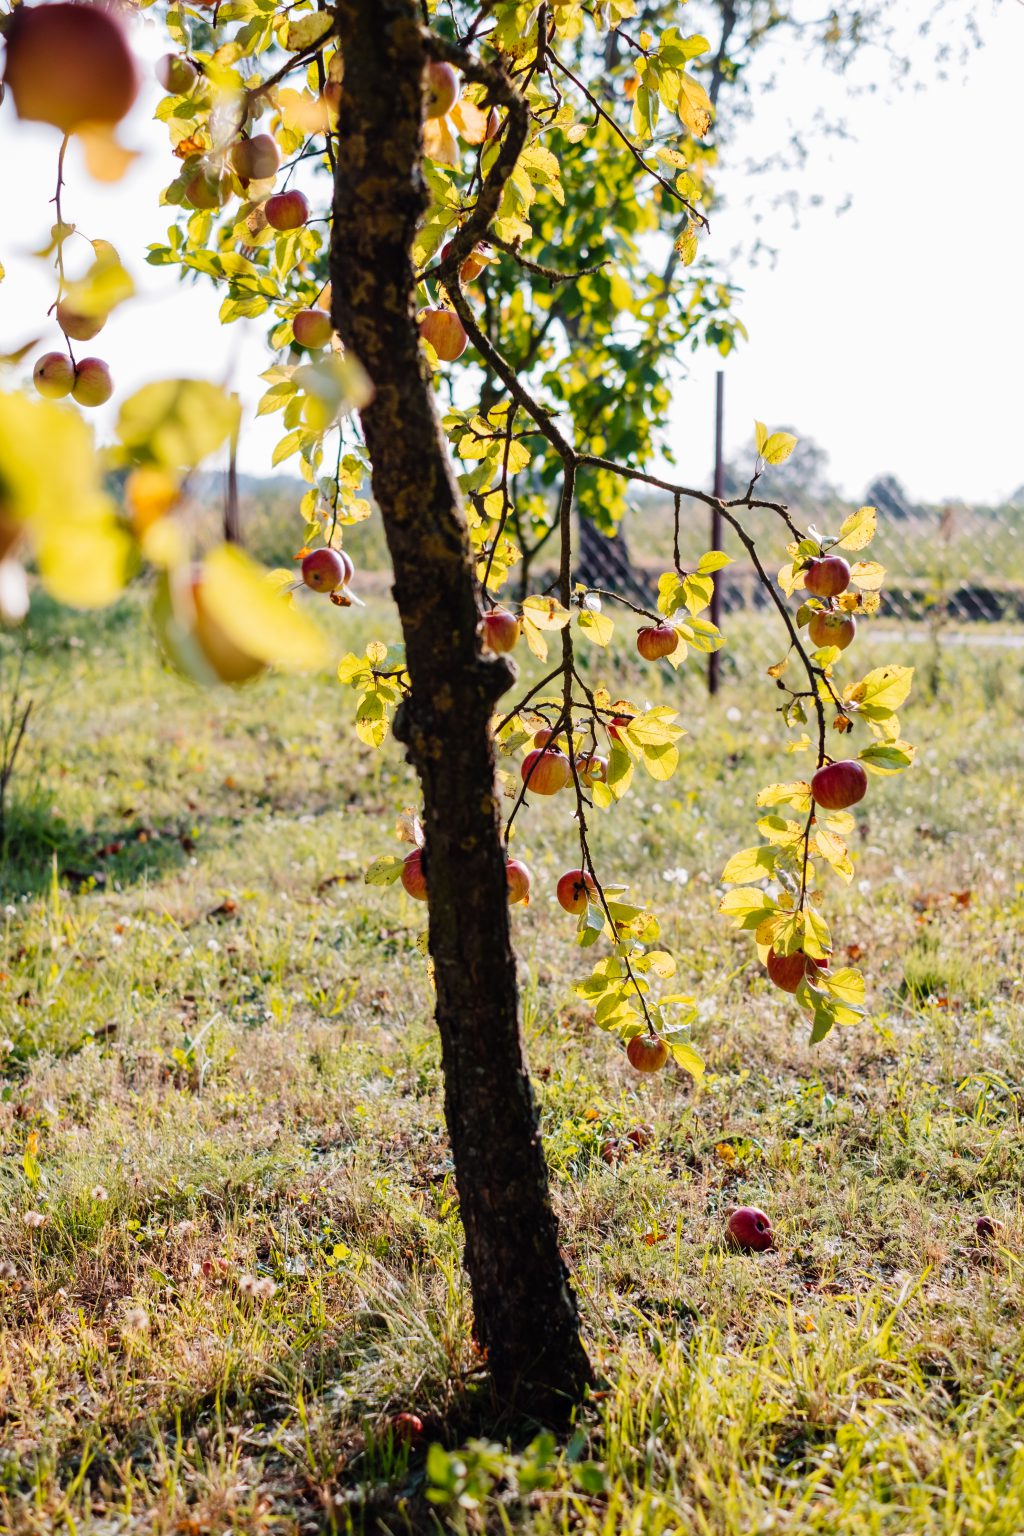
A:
[1,591,1022,1535]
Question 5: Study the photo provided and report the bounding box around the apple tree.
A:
[0,0,914,1420]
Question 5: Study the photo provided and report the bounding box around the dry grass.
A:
[0,592,1022,1534]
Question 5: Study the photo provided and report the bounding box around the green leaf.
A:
[365,855,405,887]
[697,550,732,574]
[859,740,915,773]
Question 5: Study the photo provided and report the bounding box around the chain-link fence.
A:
[580,490,1024,651]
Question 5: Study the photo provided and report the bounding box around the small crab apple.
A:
[71,358,113,407]
[265,190,309,231]
[556,869,597,914]
[766,947,827,994]
[626,1034,669,1073]
[33,352,75,399]
[484,107,501,140]
[533,728,563,749]
[292,309,333,349]
[480,607,519,653]
[230,133,280,184]
[636,624,678,661]
[811,759,867,811]
[803,555,851,598]
[975,1215,1004,1242]
[56,302,104,343]
[301,547,352,593]
[3,1,139,132]
[418,308,468,363]
[808,609,856,651]
[576,752,608,786]
[424,61,459,119]
[726,1206,774,1252]
[607,714,633,741]
[156,54,197,94]
[520,748,571,796]
[627,1122,655,1150]
[401,848,427,901]
[506,859,531,904]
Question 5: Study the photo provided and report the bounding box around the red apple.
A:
[506,858,531,904]
[556,869,597,914]
[626,1035,669,1073]
[484,107,501,141]
[424,61,459,119]
[230,133,279,184]
[156,54,197,95]
[265,190,309,231]
[301,547,352,593]
[520,748,571,796]
[71,357,113,407]
[441,239,489,283]
[292,309,333,349]
[811,759,867,811]
[390,1412,424,1444]
[56,302,104,342]
[418,308,468,363]
[33,351,75,399]
[803,556,851,598]
[627,1123,655,1149]
[808,609,856,650]
[576,752,608,785]
[636,624,678,661]
[3,2,139,132]
[726,1206,774,1252]
[765,947,822,994]
[975,1215,1003,1241]
[480,607,519,653]
[607,714,632,741]
[533,728,563,749]
[401,848,427,901]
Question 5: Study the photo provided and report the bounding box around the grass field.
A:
[1,589,1023,1535]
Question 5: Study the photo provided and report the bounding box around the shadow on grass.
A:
[0,796,194,901]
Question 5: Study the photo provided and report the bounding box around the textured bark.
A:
[330,0,592,1419]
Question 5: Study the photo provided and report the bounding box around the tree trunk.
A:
[330,0,592,1421]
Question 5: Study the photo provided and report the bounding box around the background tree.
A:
[0,0,915,1420]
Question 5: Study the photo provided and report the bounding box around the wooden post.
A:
[709,370,725,695]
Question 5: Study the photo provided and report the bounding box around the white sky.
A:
[0,4,1020,506]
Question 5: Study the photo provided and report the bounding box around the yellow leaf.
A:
[284,13,334,48]
[677,71,712,136]
[756,780,812,811]
[117,380,241,469]
[577,607,614,646]
[754,420,768,455]
[849,560,886,591]
[521,616,549,661]
[199,545,328,672]
[451,98,493,145]
[76,124,138,183]
[721,846,777,885]
[669,1040,705,1080]
[825,967,865,1007]
[846,665,914,716]
[62,246,134,318]
[813,827,854,884]
[522,594,571,630]
[837,505,877,551]
[762,431,797,466]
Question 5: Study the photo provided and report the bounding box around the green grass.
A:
[1,589,1022,1534]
